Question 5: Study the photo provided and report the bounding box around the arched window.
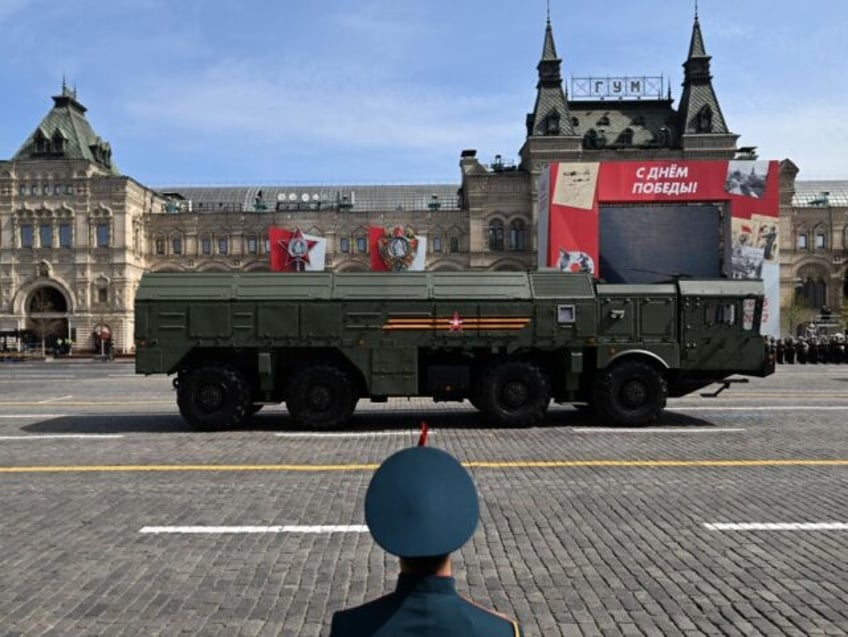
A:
[697,105,713,132]
[617,128,634,146]
[545,112,560,135]
[488,219,504,251]
[28,286,68,313]
[33,129,48,154]
[509,220,527,251]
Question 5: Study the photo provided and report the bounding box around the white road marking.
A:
[675,406,848,411]
[0,434,124,441]
[705,523,848,531]
[274,430,434,438]
[0,414,65,419]
[37,395,73,404]
[572,428,745,433]
[139,525,369,534]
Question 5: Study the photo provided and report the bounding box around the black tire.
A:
[591,360,667,426]
[476,360,551,427]
[285,364,356,429]
[177,364,251,431]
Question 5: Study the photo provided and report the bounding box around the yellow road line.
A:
[1,459,847,474]
[0,401,174,407]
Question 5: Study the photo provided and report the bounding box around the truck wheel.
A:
[286,365,355,429]
[177,364,251,431]
[591,360,667,426]
[477,361,550,427]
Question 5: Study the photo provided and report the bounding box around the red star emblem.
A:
[449,311,463,332]
[279,229,317,271]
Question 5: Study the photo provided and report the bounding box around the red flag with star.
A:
[268,227,325,272]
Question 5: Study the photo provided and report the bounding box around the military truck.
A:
[134,271,774,430]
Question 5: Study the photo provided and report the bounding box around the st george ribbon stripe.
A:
[139,525,370,534]
[704,522,848,531]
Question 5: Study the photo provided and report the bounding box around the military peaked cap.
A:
[365,445,479,558]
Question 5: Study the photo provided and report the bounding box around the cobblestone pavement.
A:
[0,361,846,636]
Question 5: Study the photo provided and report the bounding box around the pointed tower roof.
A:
[688,10,707,57]
[13,84,120,175]
[525,19,576,137]
[677,13,730,135]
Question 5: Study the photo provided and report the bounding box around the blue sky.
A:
[1,0,846,185]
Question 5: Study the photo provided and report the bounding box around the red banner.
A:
[369,225,426,271]
[268,227,325,272]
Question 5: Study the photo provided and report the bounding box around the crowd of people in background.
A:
[770,330,848,364]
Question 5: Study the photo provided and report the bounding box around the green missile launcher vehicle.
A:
[134,271,774,430]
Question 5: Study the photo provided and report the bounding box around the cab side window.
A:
[705,302,736,326]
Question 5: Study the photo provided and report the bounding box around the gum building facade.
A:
[2,14,834,352]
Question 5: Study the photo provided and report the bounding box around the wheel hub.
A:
[620,379,648,408]
[197,384,224,412]
[501,380,529,409]
[306,384,333,411]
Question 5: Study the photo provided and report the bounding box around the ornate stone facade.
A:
[781,169,848,333]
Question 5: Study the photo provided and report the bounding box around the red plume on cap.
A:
[417,422,429,446]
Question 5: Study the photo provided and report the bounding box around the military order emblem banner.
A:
[268,227,326,271]
[369,225,427,271]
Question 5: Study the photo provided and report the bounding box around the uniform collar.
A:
[395,574,456,595]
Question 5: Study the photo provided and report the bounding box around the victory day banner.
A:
[369,225,427,271]
[268,227,327,272]
[537,159,780,336]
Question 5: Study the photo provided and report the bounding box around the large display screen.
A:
[599,204,722,284]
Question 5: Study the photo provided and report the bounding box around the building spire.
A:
[688,8,707,58]
[525,15,575,137]
[546,0,551,23]
[678,10,730,135]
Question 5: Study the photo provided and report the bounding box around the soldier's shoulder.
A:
[458,596,523,636]
[330,593,400,636]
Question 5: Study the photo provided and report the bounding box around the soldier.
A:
[808,337,819,365]
[329,426,523,637]
[796,337,807,364]
[775,337,784,364]
[784,337,795,364]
